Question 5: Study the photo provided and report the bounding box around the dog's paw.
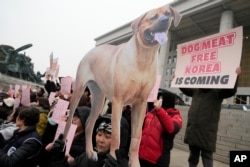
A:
[86,149,98,161]
[129,157,140,167]
[128,161,140,167]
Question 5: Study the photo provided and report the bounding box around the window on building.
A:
[171,67,175,75]
[236,95,247,104]
[166,68,170,75]
[168,57,172,64]
[173,55,177,63]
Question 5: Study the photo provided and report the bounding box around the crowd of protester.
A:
[0,67,241,167]
[0,77,183,167]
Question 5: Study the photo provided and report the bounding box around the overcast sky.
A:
[1,0,174,78]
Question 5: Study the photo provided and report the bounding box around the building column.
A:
[158,32,172,88]
[219,10,233,32]
[220,10,235,104]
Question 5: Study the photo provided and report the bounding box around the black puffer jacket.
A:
[69,114,130,167]
[0,126,42,167]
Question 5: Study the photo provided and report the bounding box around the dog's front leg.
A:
[129,101,147,167]
[86,86,105,161]
[110,98,123,159]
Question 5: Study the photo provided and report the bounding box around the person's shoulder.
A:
[166,108,181,115]
[23,137,42,146]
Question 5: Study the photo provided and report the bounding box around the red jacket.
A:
[139,107,182,164]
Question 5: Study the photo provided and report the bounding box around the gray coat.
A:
[0,121,18,140]
[180,85,237,152]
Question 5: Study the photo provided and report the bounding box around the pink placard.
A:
[13,98,20,111]
[21,87,30,106]
[53,121,77,155]
[9,85,14,98]
[65,124,77,154]
[60,76,72,95]
[51,99,69,123]
[54,120,66,141]
[54,65,60,79]
[14,84,20,98]
[50,52,53,70]
[48,92,56,106]
[52,58,58,71]
[22,85,27,90]
[147,75,162,102]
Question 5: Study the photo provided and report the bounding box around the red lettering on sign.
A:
[185,62,221,75]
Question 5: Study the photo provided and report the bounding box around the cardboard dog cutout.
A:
[64,4,181,167]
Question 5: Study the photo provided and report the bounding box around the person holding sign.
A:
[179,67,241,167]
[139,89,182,167]
[67,114,130,167]
[45,106,91,167]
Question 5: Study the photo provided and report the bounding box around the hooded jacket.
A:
[35,106,49,137]
[70,114,130,167]
[46,106,91,167]
[139,90,182,166]
[70,106,91,157]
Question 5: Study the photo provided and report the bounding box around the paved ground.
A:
[170,148,228,167]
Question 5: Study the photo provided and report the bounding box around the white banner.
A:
[172,26,243,88]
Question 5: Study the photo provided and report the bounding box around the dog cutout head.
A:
[131,5,181,46]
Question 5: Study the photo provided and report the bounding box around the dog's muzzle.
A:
[144,15,170,45]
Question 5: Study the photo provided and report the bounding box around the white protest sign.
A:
[172,26,243,88]
[21,87,31,106]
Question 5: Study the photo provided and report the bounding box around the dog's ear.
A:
[169,6,182,27]
[131,13,147,34]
